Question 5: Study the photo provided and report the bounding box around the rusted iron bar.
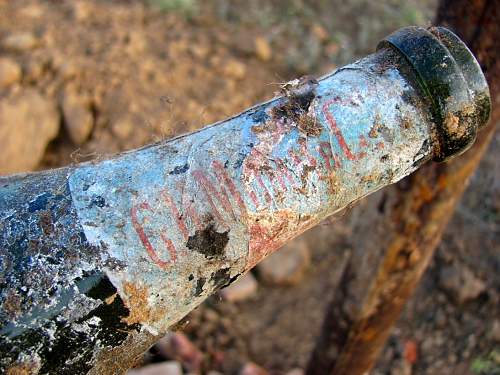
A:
[306,3,498,374]
[0,26,490,374]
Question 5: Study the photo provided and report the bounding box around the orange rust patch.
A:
[121,282,164,326]
[437,174,449,190]
[2,290,22,319]
[360,173,380,184]
[369,114,382,138]
[6,367,30,375]
[6,362,38,375]
[247,209,313,269]
[401,117,413,129]
[417,181,434,203]
[444,112,465,138]
[321,171,340,195]
[297,113,322,136]
[300,164,316,191]
[105,293,117,305]
[251,123,268,134]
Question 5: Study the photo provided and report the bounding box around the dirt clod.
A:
[0,89,59,174]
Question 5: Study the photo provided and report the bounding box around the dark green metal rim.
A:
[428,26,491,128]
[377,26,491,162]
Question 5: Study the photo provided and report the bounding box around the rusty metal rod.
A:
[0,26,490,374]
[306,7,497,375]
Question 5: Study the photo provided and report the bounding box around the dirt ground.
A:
[0,0,498,374]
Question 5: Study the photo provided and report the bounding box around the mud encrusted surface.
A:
[2,1,499,374]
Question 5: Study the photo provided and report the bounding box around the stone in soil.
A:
[2,32,39,52]
[0,57,22,88]
[224,59,247,80]
[0,89,59,174]
[24,57,48,83]
[239,362,269,375]
[110,114,136,140]
[155,332,203,372]
[491,319,500,342]
[254,36,272,62]
[61,90,94,145]
[127,361,183,375]
[390,359,412,375]
[257,238,311,286]
[438,262,487,304]
[220,272,258,302]
[72,1,93,22]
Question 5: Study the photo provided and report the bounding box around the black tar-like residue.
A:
[186,224,229,258]
[210,268,240,290]
[195,278,206,297]
[169,163,190,175]
[249,107,270,123]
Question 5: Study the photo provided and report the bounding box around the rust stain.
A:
[247,209,312,269]
[6,366,31,375]
[369,114,382,138]
[300,164,316,191]
[297,113,322,137]
[360,173,380,185]
[104,293,117,305]
[400,116,413,129]
[89,329,157,375]
[321,171,340,195]
[2,290,22,320]
[121,282,163,326]
[444,112,465,138]
[251,122,273,134]
[6,359,40,375]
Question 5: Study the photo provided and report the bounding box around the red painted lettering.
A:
[322,98,356,160]
[130,202,177,269]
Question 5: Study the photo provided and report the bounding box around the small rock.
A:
[2,32,39,52]
[257,238,310,286]
[325,42,340,57]
[126,31,147,55]
[434,308,447,328]
[254,36,272,62]
[190,43,210,60]
[24,58,48,83]
[390,359,412,375]
[0,57,22,88]
[491,319,500,342]
[127,361,182,375]
[62,90,94,145]
[224,59,247,80]
[220,272,258,302]
[239,362,269,375]
[155,332,203,372]
[438,262,486,304]
[403,340,418,365]
[59,61,79,81]
[311,23,329,42]
[202,308,219,323]
[110,114,135,140]
[0,90,60,174]
[20,4,44,18]
[72,1,92,21]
